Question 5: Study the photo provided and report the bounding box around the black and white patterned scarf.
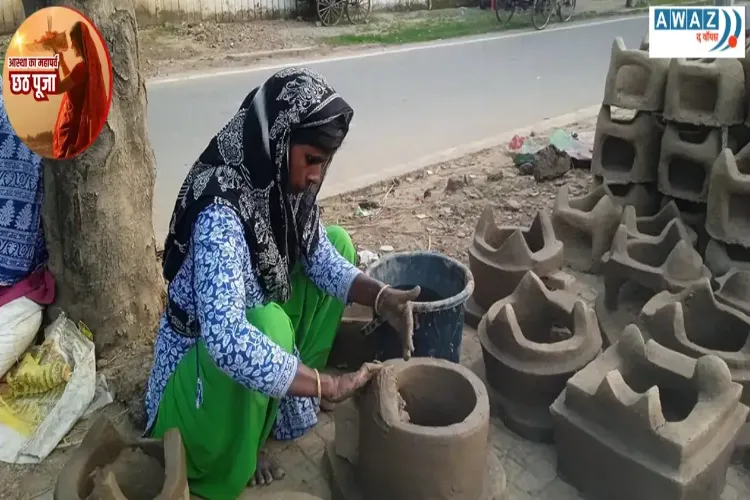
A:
[162,67,354,304]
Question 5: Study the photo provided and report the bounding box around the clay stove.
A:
[621,201,697,247]
[551,325,749,500]
[466,207,563,328]
[595,223,710,346]
[551,185,622,273]
[478,271,602,442]
[324,358,506,500]
[640,278,750,404]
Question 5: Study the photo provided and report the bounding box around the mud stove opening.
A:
[601,136,636,174]
[680,295,750,352]
[398,364,477,427]
[675,124,712,144]
[515,308,574,344]
[678,74,719,115]
[724,242,750,265]
[614,64,650,99]
[728,195,750,235]
[620,367,699,422]
[667,157,706,197]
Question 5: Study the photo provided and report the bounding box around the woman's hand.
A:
[323,362,383,403]
[377,286,421,360]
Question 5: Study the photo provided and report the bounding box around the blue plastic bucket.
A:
[365,252,475,363]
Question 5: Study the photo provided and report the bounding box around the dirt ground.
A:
[135,9,483,77]
[320,116,597,266]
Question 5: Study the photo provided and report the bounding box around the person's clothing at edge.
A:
[0,87,47,287]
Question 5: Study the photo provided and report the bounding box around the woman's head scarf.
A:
[162,67,354,303]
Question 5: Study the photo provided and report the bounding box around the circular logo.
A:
[2,7,113,160]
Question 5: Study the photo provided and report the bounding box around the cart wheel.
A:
[557,0,575,22]
[346,0,371,24]
[494,0,515,24]
[532,0,554,30]
[318,0,345,26]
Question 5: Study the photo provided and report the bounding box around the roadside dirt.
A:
[320,116,598,266]
[135,9,465,78]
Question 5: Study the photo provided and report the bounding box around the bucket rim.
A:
[365,251,475,313]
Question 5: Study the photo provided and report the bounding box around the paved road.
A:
[147,15,648,238]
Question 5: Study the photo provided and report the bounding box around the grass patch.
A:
[325,0,708,46]
[327,10,599,45]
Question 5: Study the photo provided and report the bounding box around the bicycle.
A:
[316,0,372,26]
[493,0,575,31]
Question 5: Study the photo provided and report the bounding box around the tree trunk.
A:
[42,0,163,355]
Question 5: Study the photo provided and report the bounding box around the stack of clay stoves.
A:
[591,38,667,217]
[659,55,748,255]
[461,35,750,500]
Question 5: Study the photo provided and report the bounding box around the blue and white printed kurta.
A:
[0,91,46,286]
[145,203,361,439]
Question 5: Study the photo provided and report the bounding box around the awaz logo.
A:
[711,8,743,52]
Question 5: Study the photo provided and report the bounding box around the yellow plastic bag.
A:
[0,322,79,436]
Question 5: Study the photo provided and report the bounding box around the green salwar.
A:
[151,225,357,500]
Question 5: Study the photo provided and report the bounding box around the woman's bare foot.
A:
[319,399,337,412]
[249,449,285,487]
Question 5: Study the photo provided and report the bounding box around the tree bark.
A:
[42,0,163,355]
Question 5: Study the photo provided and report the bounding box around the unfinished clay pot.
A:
[595,223,710,346]
[705,239,750,277]
[706,147,750,248]
[621,201,698,247]
[551,325,749,500]
[466,206,563,328]
[551,184,622,273]
[714,269,750,319]
[54,415,189,500]
[602,37,668,111]
[325,358,506,500]
[664,58,746,126]
[478,271,602,442]
[640,278,750,404]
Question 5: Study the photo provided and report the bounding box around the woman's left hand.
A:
[376,286,421,360]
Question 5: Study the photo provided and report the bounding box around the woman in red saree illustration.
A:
[50,21,108,159]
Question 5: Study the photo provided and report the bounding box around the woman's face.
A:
[288,144,330,194]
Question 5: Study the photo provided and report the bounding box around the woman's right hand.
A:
[323,362,382,403]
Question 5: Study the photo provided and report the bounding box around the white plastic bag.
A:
[0,297,43,378]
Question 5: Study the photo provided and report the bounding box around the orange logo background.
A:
[2,6,112,159]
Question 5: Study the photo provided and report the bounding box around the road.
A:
[147,14,648,238]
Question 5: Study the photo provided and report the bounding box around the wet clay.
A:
[89,447,165,500]
[353,358,501,500]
